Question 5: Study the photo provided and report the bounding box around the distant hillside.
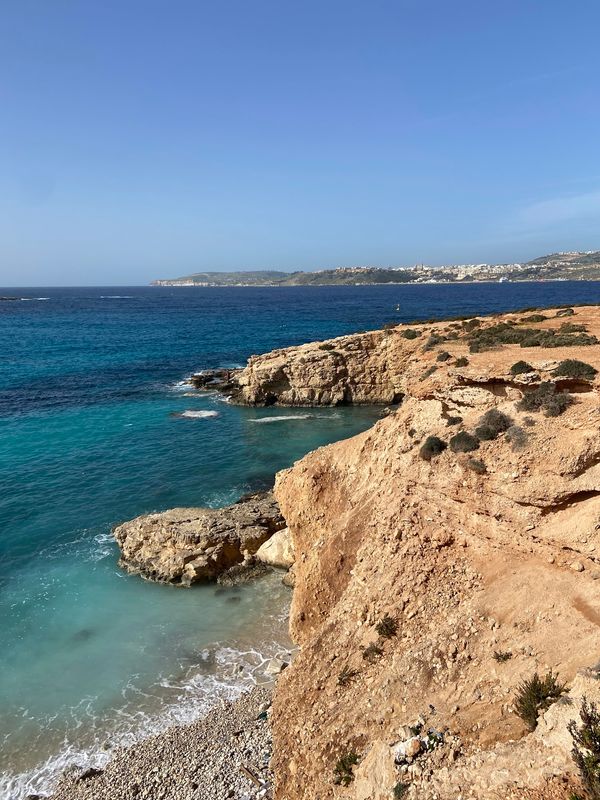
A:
[152,270,291,286]
[152,250,600,286]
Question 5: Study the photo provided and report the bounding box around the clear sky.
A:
[2,0,600,286]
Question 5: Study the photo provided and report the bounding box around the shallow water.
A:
[3,282,600,798]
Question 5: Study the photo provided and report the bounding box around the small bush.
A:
[556,307,575,317]
[421,366,437,380]
[376,614,398,638]
[401,328,421,339]
[437,351,451,362]
[362,643,384,663]
[475,424,496,441]
[419,436,447,461]
[553,359,598,381]
[493,650,512,662]
[514,671,567,731]
[394,782,410,799]
[449,431,479,453]
[318,343,335,351]
[475,409,514,441]
[338,665,359,686]
[446,415,462,426]
[517,382,574,417]
[333,752,359,786]
[568,697,600,799]
[455,356,469,367]
[467,458,486,474]
[468,323,598,353]
[423,333,446,351]
[510,360,534,375]
[559,322,588,334]
[505,425,528,451]
[523,416,536,427]
[520,314,548,323]
[461,318,481,331]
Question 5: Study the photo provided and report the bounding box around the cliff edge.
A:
[265,306,600,799]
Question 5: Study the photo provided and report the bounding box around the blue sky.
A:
[1,0,599,285]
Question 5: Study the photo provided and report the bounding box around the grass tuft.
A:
[514,670,567,731]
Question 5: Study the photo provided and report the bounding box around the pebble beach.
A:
[50,686,275,800]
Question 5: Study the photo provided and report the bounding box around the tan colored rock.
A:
[256,527,294,568]
[352,740,398,800]
[113,492,285,585]
[258,306,600,799]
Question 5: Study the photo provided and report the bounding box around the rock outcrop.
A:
[261,306,600,799]
[256,527,294,568]
[114,491,285,585]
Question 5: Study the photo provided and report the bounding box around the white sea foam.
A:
[0,637,291,800]
[99,295,133,299]
[175,410,220,419]
[250,413,340,423]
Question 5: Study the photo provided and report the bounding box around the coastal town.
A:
[152,250,600,286]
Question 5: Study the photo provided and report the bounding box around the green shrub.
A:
[517,382,574,417]
[520,314,548,323]
[449,431,479,453]
[421,365,438,381]
[505,425,528,450]
[318,343,335,351]
[455,356,469,367]
[333,752,359,786]
[393,782,410,799]
[556,307,575,317]
[510,360,534,375]
[376,614,398,638]
[514,671,567,731]
[468,323,598,353]
[467,458,486,474]
[553,359,598,380]
[493,650,512,662]
[436,351,451,362]
[461,318,481,331]
[401,328,421,339]
[568,697,600,799]
[338,665,359,686]
[419,436,447,461]
[446,415,462,426]
[362,643,384,663]
[423,333,446,351]
[559,322,588,334]
[523,416,536,427]
[474,409,514,441]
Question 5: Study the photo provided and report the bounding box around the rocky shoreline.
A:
[50,686,276,800]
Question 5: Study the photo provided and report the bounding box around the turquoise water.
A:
[3,283,600,798]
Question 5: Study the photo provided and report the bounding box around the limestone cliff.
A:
[266,306,600,799]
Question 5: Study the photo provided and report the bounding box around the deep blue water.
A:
[2,282,600,798]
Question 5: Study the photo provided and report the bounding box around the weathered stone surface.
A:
[256,527,294,568]
[114,492,285,585]
[267,306,600,799]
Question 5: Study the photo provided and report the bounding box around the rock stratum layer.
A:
[261,306,600,799]
[114,491,285,585]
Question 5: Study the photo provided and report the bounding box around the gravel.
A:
[49,687,275,800]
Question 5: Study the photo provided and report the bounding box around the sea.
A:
[3,281,600,799]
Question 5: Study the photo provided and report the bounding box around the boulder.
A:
[255,527,294,568]
[114,492,285,586]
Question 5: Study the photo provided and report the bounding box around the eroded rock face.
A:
[114,492,285,585]
[265,306,600,799]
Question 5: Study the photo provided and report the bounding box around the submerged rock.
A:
[113,492,285,586]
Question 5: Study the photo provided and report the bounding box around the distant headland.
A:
[151,250,600,287]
